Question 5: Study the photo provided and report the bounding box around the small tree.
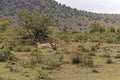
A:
[19,11,54,42]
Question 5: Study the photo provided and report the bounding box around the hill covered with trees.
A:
[0,0,120,31]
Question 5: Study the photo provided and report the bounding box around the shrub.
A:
[0,48,15,62]
[37,69,49,79]
[71,53,94,67]
[106,58,114,64]
[72,55,82,64]
[42,56,62,70]
[35,68,51,80]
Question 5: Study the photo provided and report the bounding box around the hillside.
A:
[0,0,120,31]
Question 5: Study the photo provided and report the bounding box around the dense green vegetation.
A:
[19,11,54,42]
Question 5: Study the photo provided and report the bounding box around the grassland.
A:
[0,18,120,80]
[0,41,120,80]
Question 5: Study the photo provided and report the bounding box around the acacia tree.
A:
[19,11,54,42]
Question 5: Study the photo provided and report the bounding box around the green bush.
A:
[35,68,51,80]
[71,53,94,67]
[0,48,15,62]
[42,56,62,70]
[38,69,49,79]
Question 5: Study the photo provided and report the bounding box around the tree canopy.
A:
[19,11,54,42]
